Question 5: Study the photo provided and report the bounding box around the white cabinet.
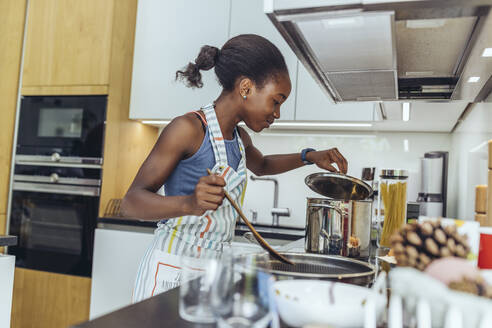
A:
[229,0,297,120]
[129,1,373,122]
[88,227,274,320]
[89,228,154,319]
[295,63,376,121]
[130,0,231,119]
[0,255,14,328]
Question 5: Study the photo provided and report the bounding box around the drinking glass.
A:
[179,247,224,324]
[211,255,273,328]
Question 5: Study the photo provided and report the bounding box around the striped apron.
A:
[132,103,247,302]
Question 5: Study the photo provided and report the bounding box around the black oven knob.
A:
[50,173,60,183]
[51,152,61,162]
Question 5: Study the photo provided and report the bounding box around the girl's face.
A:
[240,73,292,132]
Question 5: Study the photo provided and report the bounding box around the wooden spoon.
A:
[207,169,294,265]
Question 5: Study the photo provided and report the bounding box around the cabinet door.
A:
[11,268,91,328]
[295,64,375,121]
[22,0,113,87]
[90,228,154,319]
[229,0,297,121]
[130,0,230,120]
[1,0,26,215]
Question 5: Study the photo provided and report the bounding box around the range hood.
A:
[265,0,492,103]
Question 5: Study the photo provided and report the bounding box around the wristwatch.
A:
[301,148,316,165]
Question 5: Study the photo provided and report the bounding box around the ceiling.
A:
[452,9,492,102]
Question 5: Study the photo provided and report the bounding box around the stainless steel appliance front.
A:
[7,95,106,277]
[8,175,100,277]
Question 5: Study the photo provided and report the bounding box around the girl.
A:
[122,34,348,302]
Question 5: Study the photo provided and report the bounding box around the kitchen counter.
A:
[98,217,305,241]
[235,222,304,241]
[75,286,212,328]
[0,235,17,247]
[98,217,157,228]
[77,238,305,328]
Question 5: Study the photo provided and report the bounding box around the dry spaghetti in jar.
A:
[378,169,408,248]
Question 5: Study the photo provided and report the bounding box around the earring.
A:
[243,95,247,99]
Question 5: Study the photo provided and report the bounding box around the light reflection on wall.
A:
[450,101,492,221]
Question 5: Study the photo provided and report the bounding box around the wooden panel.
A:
[99,0,158,216]
[0,214,5,253]
[0,214,4,236]
[11,268,91,328]
[22,85,108,96]
[0,0,27,216]
[22,0,113,87]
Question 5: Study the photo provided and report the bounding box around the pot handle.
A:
[320,228,330,239]
[310,203,344,217]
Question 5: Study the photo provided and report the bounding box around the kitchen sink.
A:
[234,222,304,245]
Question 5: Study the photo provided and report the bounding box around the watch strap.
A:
[301,148,315,165]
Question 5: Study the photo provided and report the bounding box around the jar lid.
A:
[380,169,409,179]
[305,172,373,201]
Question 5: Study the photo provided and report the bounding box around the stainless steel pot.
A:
[305,198,372,256]
[304,173,373,257]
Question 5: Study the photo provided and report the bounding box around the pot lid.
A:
[380,169,409,179]
[305,172,373,201]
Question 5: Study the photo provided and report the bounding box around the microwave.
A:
[16,96,107,163]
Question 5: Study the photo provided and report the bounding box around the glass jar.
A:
[377,169,408,248]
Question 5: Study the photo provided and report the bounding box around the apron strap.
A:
[202,103,228,168]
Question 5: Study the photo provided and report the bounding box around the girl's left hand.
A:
[306,148,348,174]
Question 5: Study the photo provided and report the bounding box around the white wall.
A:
[450,102,492,221]
[243,130,453,228]
[156,125,456,227]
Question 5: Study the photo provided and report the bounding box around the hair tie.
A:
[192,63,200,73]
[214,47,220,64]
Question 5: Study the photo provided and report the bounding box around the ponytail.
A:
[175,45,220,88]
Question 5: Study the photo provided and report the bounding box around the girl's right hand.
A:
[187,174,226,216]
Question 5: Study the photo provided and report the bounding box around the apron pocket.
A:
[147,249,183,297]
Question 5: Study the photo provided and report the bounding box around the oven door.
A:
[8,182,99,277]
[17,95,106,159]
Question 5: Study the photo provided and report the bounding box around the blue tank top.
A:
[163,128,241,196]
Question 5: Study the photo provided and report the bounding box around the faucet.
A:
[250,176,290,226]
[249,209,258,225]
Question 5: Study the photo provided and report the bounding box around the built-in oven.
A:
[7,95,106,277]
[8,167,101,277]
[16,95,106,164]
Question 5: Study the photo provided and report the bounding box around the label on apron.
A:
[147,248,217,297]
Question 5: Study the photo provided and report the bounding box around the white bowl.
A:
[273,280,385,327]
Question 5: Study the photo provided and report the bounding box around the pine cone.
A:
[448,276,492,299]
[390,220,470,271]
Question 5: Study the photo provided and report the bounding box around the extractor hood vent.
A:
[327,70,397,101]
[265,0,492,103]
[291,10,398,101]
